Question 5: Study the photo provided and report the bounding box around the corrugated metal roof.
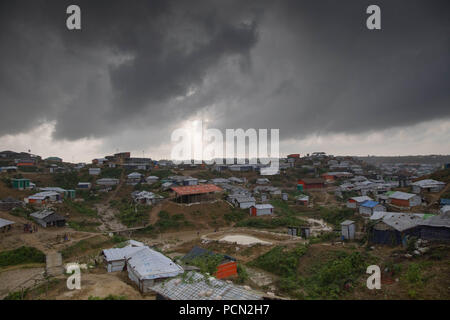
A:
[389,191,417,200]
[350,196,372,203]
[233,196,256,203]
[171,184,222,196]
[150,271,262,300]
[253,204,274,209]
[28,191,60,200]
[127,247,184,280]
[341,220,355,226]
[412,179,445,187]
[30,209,55,219]
[0,218,15,228]
[102,246,145,262]
[375,212,425,232]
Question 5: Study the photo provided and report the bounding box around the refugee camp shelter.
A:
[40,187,75,199]
[296,195,309,206]
[96,178,120,186]
[287,226,299,236]
[0,218,15,232]
[417,213,450,242]
[182,177,198,186]
[228,195,256,209]
[145,176,159,184]
[171,184,222,203]
[89,168,101,175]
[341,220,355,240]
[412,179,445,193]
[26,191,61,204]
[127,172,143,185]
[388,191,421,207]
[297,178,325,190]
[126,247,184,293]
[12,178,30,190]
[77,182,91,189]
[102,246,146,272]
[249,204,274,216]
[132,191,164,205]
[150,271,262,300]
[30,210,66,228]
[369,212,422,246]
[0,197,23,210]
[347,196,373,209]
[182,246,237,279]
[359,200,386,216]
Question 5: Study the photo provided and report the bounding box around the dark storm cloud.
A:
[0,0,260,139]
[0,0,448,144]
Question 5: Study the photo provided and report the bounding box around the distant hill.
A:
[358,155,450,165]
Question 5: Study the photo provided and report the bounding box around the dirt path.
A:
[0,267,45,299]
[96,171,127,232]
[148,200,166,224]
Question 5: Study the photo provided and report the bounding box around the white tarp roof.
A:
[349,196,372,203]
[412,179,445,187]
[150,271,262,300]
[0,218,15,228]
[389,191,417,200]
[28,191,60,200]
[30,209,55,219]
[127,247,184,280]
[102,246,146,262]
[253,204,274,209]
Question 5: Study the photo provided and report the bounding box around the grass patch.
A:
[61,236,113,259]
[187,254,225,275]
[302,251,374,299]
[0,246,45,268]
[68,220,101,232]
[65,199,98,217]
[318,207,355,227]
[155,211,192,231]
[249,245,308,277]
[110,198,150,227]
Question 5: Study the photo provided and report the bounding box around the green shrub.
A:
[188,254,224,275]
[3,289,29,300]
[65,200,98,217]
[249,245,307,277]
[0,246,45,268]
[404,263,423,286]
[302,251,372,299]
[236,264,249,284]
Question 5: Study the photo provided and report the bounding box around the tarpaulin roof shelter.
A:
[0,218,15,228]
[127,247,184,280]
[102,246,146,262]
[150,271,262,300]
[360,200,380,208]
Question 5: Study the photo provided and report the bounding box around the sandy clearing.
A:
[0,267,45,299]
[219,235,272,245]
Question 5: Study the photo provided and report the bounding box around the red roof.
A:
[171,184,223,196]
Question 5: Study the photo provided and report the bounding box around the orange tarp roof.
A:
[171,184,222,196]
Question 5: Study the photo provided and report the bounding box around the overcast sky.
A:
[0,0,449,162]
